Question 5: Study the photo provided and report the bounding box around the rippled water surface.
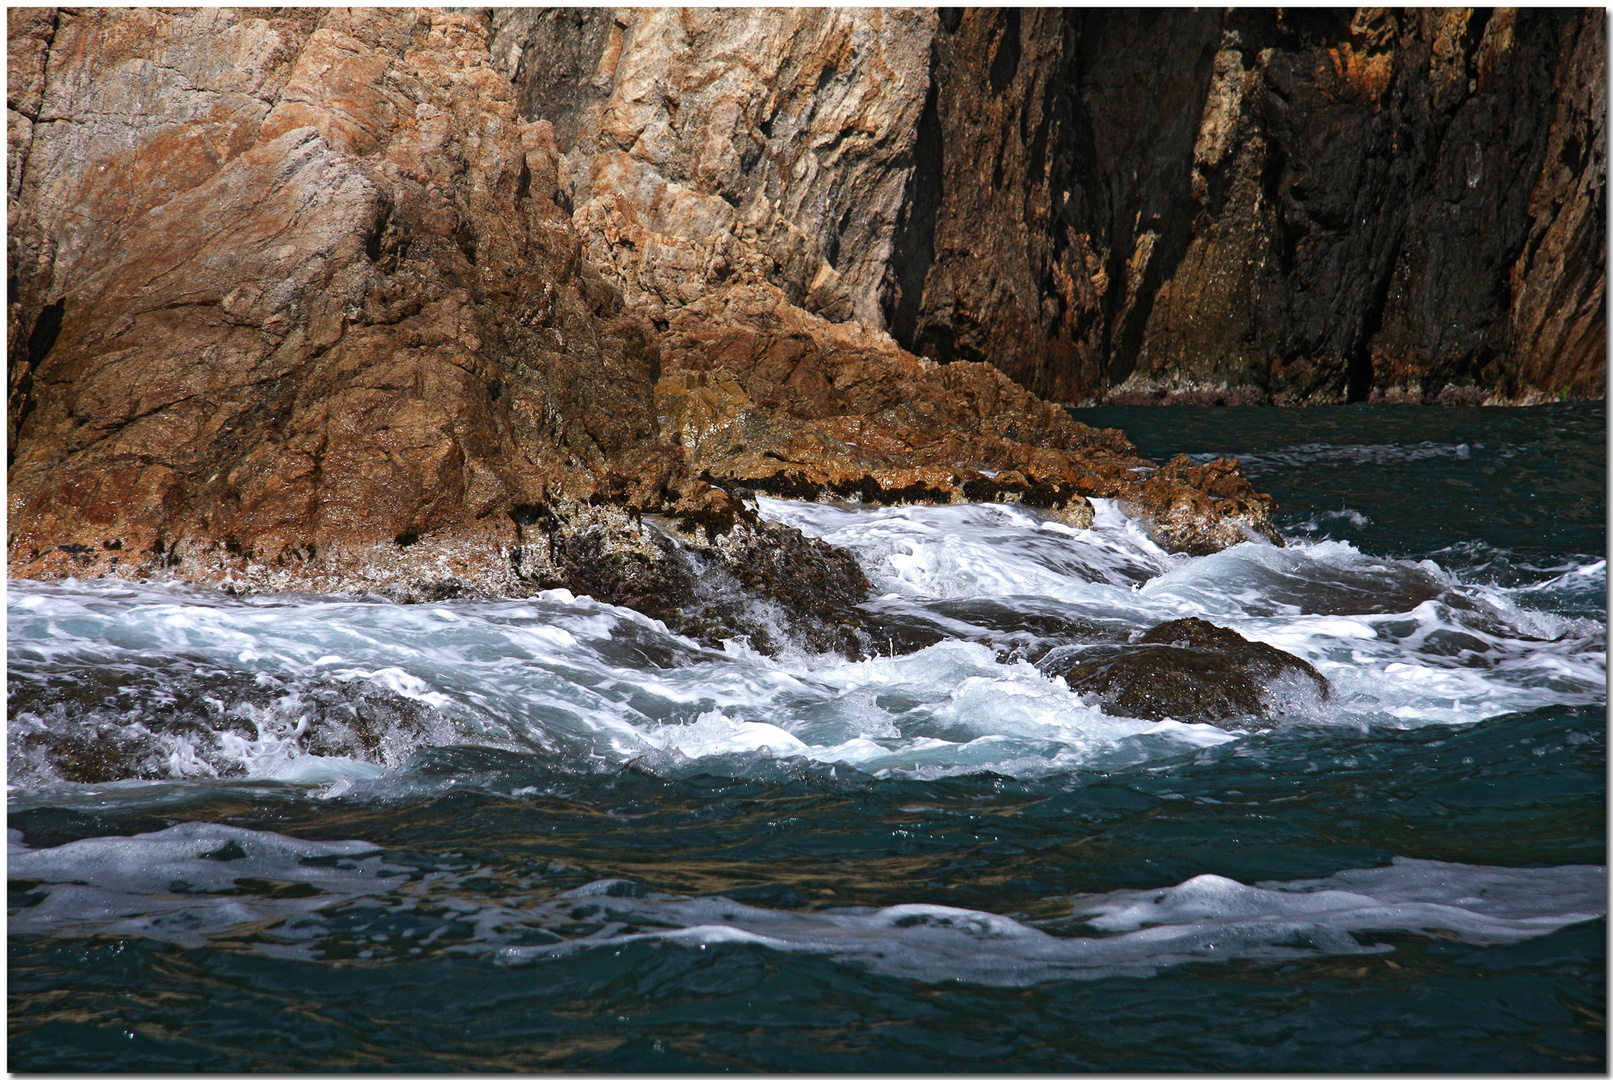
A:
[8,402,1605,1070]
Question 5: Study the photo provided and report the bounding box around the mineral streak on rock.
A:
[6,8,1288,653]
[489,7,1604,406]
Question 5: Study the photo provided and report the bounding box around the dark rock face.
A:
[914,8,1605,405]
[894,9,1228,404]
[1039,617,1330,728]
[1121,9,1606,406]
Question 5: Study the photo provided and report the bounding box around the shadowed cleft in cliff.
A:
[486,7,1604,407]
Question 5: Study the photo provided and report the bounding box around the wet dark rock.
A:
[506,505,870,657]
[1130,455,1285,555]
[1243,558,1445,617]
[6,665,456,785]
[1039,617,1330,728]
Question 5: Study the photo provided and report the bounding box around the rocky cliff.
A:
[487,7,1604,405]
[7,7,1282,653]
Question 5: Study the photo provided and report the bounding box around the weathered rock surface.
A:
[1039,617,1331,728]
[489,7,1604,405]
[9,11,646,562]
[7,7,1282,653]
[485,8,933,333]
[3,8,872,651]
[1110,8,1606,406]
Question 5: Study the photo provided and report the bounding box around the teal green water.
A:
[8,402,1605,1071]
[1086,400,1607,577]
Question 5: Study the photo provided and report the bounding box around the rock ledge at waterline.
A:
[8,9,1281,653]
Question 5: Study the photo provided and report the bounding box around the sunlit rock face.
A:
[24,7,1589,635]
[2,9,849,628]
[486,8,934,333]
[6,7,1284,652]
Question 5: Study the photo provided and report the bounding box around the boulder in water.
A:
[1040,617,1329,728]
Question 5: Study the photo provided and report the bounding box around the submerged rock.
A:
[849,593,1125,663]
[8,664,459,785]
[1040,617,1330,728]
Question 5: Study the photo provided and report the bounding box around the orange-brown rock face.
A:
[7,8,1281,650]
[651,283,1135,527]
[9,9,667,580]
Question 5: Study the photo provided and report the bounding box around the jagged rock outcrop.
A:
[6,7,1282,653]
[488,6,1604,405]
[8,10,665,566]
[3,7,874,651]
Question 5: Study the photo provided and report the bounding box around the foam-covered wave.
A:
[5,579,1234,788]
[9,823,1600,985]
[756,497,1175,597]
[1189,440,1496,470]
[762,498,1605,727]
[513,858,1602,985]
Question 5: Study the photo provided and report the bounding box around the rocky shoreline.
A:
[5,8,1601,653]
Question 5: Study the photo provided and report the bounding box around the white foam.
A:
[1074,858,1606,947]
[7,823,407,947]
[496,857,1604,985]
[7,493,1605,788]
[645,711,810,759]
[755,501,1604,735]
[2,582,1259,785]
[757,496,1175,599]
[13,824,1598,985]
[1190,441,1489,470]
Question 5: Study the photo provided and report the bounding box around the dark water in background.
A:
[1084,400,1607,565]
[8,402,1606,1072]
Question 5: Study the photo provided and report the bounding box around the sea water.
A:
[7,402,1605,1070]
